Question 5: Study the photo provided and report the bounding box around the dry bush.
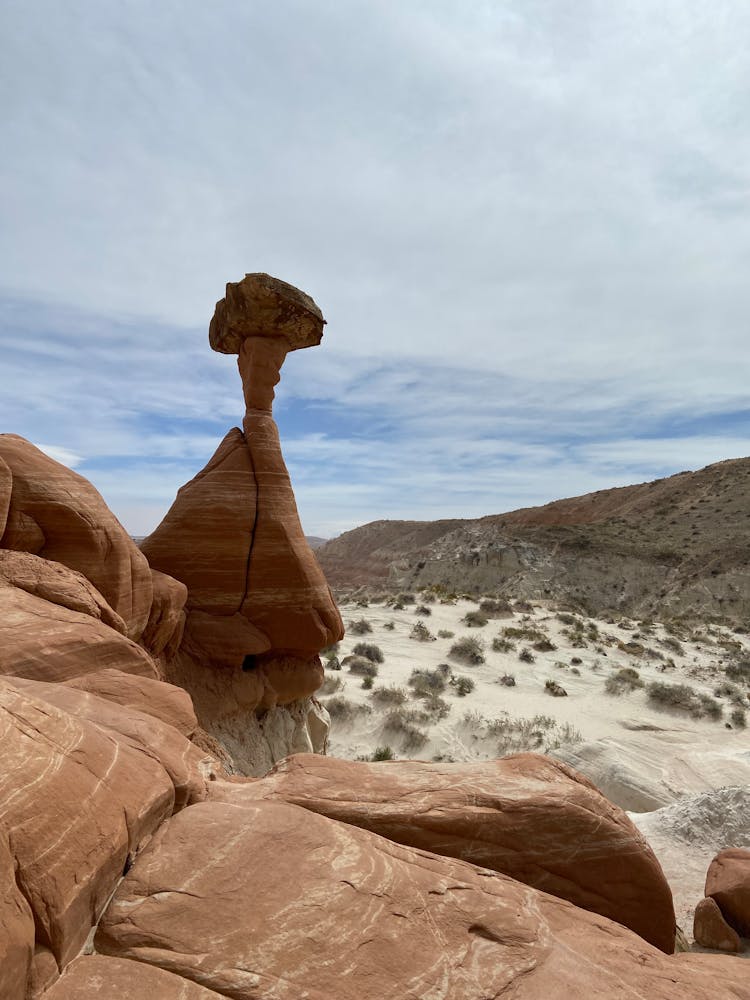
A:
[452,675,475,696]
[371,685,408,707]
[382,709,428,751]
[533,638,557,652]
[438,629,455,639]
[462,610,489,628]
[324,697,372,724]
[544,679,567,697]
[647,682,722,720]
[518,648,535,663]
[408,668,447,697]
[345,656,379,678]
[320,675,344,695]
[348,618,372,635]
[352,642,384,663]
[605,667,644,696]
[410,620,436,642]
[492,637,515,653]
[449,635,486,665]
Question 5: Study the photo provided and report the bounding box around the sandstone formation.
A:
[42,956,224,999]
[693,897,742,952]
[0,679,204,969]
[141,274,343,771]
[0,435,153,639]
[208,751,676,951]
[0,831,34,1000]
[96,798,750,1000]
[706,848,750,939]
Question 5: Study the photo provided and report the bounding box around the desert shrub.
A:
[605,667,644,696]
[355,597,369,608]
[382,709,428,751]
[492,637,515,653]
[438,629,455,639]
[483,714,581,755]
[498,674,516,686]
[479,598,513,616]
[410,620,436,642]
[714,681,746,705]
[503,625,547,643]
[726,659,750,684]
[452,675,475,696]
[420,592,437,604]
[513,600,533,613]
[324,696,372,723]
[371,687,407,709]
[556,612,578,626]
[660,636,684,656]
[518,648,535,663]
[348,618,372,635]
[449,635,486,665]
[383,620,395,631]
[396,592,415,605]
[414,604,432,616]
[352,642,384,663]
[409,668,447,697]
[422,693,451,719]
[436,663,453,678]
[372,746,395,761]
[462,610,489,628]
[545,679,567,697]
[326,656,341,671]
[533,638,557,652]
[346,656,379,678]
[618,641,646,657]
[362,676,374,690]
[320,675,344,695]
[647,682,722,720]
[571,656,582,665]
[731,707,747,728]
[321,642,340,660]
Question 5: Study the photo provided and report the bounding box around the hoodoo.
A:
[141,273,344,773]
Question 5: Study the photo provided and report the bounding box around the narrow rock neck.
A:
[237,337,289,413]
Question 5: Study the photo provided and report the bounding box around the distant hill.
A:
[305,536,328,550]
[316,457,750,622]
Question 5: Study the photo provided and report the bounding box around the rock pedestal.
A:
[142,274,343,772]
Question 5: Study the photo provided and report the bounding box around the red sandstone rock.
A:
[42,955,225,999]
[207,751,676,951]
[0,681,174,966]
[6,676,211,809]
[141,568,187,658]
[0,832,34,1000]
[706,847,750,938]
[0,575,158,682]
[64,667,198,735]
[96,799,750,1000]
[693,896,742,952]
[0,435,152,639]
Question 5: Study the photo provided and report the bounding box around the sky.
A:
[1,1,749,538]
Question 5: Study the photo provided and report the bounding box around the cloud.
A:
[1,3,749,536]
[34,444,85,468]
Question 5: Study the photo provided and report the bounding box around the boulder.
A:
[706,847,750,938]
[5,676,212,809]
[0,436,152,639]
[0,681,174,966]
[207,752,676,951]
[96,799,750,1000]
[0,832,35,1000]
[40,955,224,999]
[64,667,198,736]
[693,896,742,952]
[0,575,158,682]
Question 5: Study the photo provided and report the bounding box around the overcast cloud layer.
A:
[1,1,749,536]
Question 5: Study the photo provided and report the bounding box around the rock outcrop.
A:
[0,435,154,640]
[95,798,749,1000]
[706,848,750,939]
[208,751,676,951]
[141,274,343,772]
[693,897,742,952]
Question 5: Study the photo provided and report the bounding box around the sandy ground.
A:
[321,595,750,951]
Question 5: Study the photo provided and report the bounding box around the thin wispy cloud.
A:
[1,2,748,536]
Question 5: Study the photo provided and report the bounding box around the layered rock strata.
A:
[208,751,676,951]
[141,274,343,771]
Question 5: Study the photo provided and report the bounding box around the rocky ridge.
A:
[316,457,750,622]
